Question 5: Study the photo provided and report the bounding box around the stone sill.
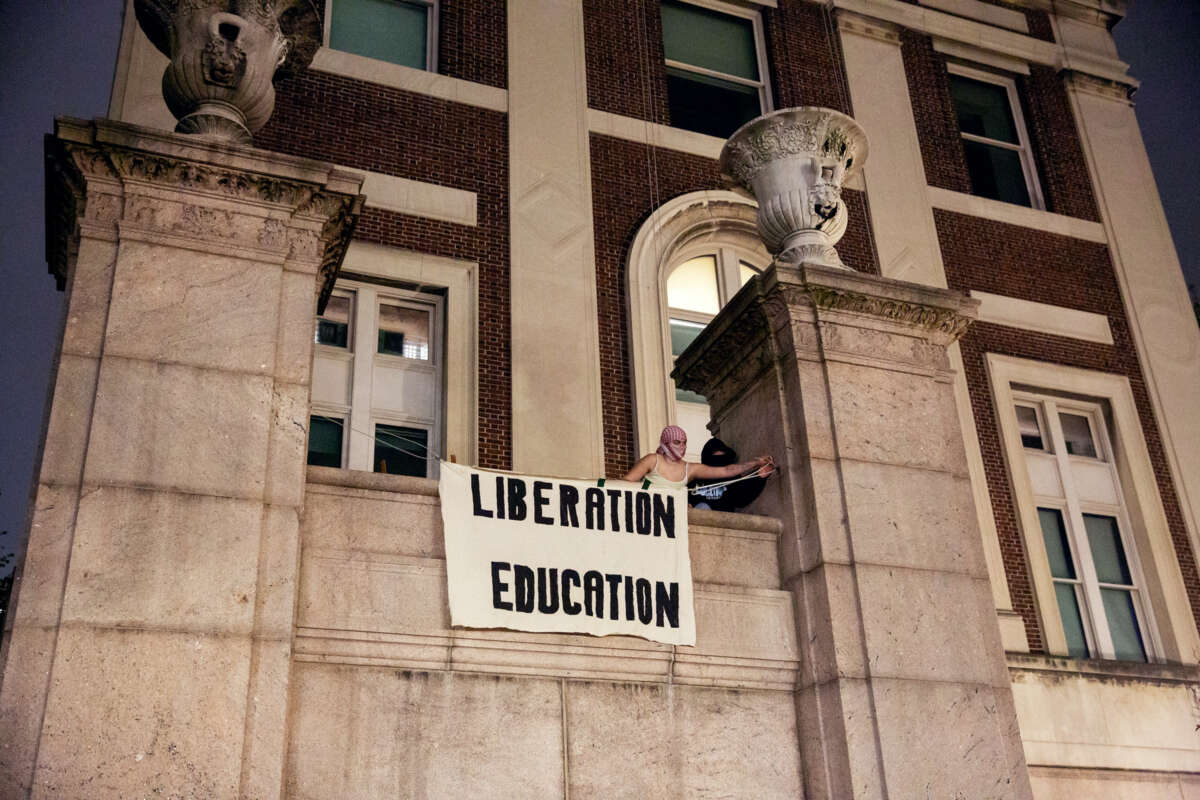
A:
[304,465,783,534]
[1008,652,1200,685]
[927,185,1108,242]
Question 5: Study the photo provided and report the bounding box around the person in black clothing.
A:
[688,437,772,512]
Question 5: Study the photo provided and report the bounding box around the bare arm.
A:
[689,455,774,481]
[622,453,657,482]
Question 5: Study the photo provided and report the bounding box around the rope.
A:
[312,413,441,463]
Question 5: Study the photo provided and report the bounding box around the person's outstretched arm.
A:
[622,453,657,482]
[690,455,774,481]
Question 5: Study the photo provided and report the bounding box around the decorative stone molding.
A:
[1062,69,1135,104]
[672,261,978,415]
[720,107,869,269]
[134,0,321,143]
[45,118,363,312]
[834,9,901,44]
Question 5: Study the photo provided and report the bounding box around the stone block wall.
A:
[289,468,804,798]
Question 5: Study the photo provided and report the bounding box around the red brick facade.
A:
[583,0,852,123]
[937,210,1200,650]
[589,134,878,476]
[901,32,1100,221]
[258,68,513,470]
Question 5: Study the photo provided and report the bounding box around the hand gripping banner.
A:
[438,462,696,645]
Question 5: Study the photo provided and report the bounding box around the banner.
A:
[438,462,696,645]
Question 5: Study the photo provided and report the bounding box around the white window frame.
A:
[661,0,774,130]
[946,62,1044,210]
[1015,392,1158,661]
[987,354,1200,664]
[323,0,439,72]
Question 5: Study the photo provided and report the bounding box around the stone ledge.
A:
[1008,653,1200,685]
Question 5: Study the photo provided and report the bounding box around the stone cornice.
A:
[673,262,978,402]
[46,118,364,311]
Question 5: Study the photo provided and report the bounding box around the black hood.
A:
[701,437,737,467]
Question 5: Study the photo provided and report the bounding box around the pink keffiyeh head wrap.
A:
[657,425,687,462]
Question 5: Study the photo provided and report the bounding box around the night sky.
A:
[1,1,1197,576]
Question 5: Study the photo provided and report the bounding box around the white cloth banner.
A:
[438,462,696,645]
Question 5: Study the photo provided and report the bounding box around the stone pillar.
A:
[674,263,1033,799]
[0,118,361,798]
[507,0,605,478]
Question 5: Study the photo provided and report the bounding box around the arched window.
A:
[627,190,769,458]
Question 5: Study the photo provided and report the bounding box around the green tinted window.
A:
[949,74,1018,143]
[330,0,428,70]
[1054,583,1089,659]
[1038,508,1075,580]
[661,0,757,79]
[374,424,428,477]
[1084,514,1132,585]
[307,416,343,468]
[1100,588,1146,662]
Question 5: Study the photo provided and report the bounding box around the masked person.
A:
[689,437,770,512]
[623,425,773,490]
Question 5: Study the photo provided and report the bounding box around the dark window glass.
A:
[961,140,1031,206]
[1060,413,1098,458]
[665,68,761,139]
[316,294,351,348]
[949,74,1019,143]
[1084,514,1132,585]
[307,416,343,468]
[1016,405,1044,450]
[1054,583,1090,659]
[374,424,428,477]
[1038,508,1076,580]
[1100,588,1147,662]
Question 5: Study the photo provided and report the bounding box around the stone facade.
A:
[4,0,1200,797]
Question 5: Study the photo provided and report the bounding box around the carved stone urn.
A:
[134,0,321,144]
[720,107,869,269]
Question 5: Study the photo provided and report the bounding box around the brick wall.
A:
[583,0,851,122]
[437,0,507,88]
[590,134,878,476]
[258,69,513,470]
[901,32,1100,221]
[936,210,1200,651]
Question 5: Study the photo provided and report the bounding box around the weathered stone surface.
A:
[841,460,985,576]
[37,354,98,486]
[303,484,443,558]
[0,626,56,798]
[61,486,262,634]
[1029,766,1196,800]
[104,240,282,374]
[825,360,967,475]
[856,566,1003,686]
[689,521,779,589]
[33,628,250,800]
[6,485,78,627]
[256,504,302,639]
[60,237,118,359]
[274,268,318,385]
[263,380,310,508]
[83,355,272,499]
[793,563,868,688]
[566,681,802,799]
[871,677,1028,800]
[286,667,564,799]
[240,639,292,800]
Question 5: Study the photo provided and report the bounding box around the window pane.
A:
[374,424,427,477]
[316,294,351,348]
[1054,583,1090,659]
[738,261,761,288]
[1016,405,1044,450]
[665,68,762,139]
[661,0,758,80]
[1059,413,1098,458]
[1037,508,1075,579]
[307,416,343,468]
[670,318,708,403]
[378,303,431,359]
[330,0,428,70]
[1100,588,1147,662]
[962,140,1031,207]
[1084,514,1133,585]
[949,74,1019,144]
[667,255,720,314]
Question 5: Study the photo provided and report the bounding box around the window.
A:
[666,249,763,454]
[660,0,771,139]
[310,278,443,478]
[947,64,1042,208]
[1013,392,1154,661]
[326,0,437,71]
